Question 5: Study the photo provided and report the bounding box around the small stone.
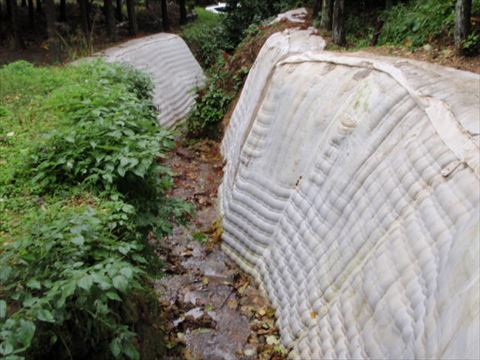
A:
[227,299,238,310]
[266,335,280,345]
[422,44,433,52]
[244,346,257,357]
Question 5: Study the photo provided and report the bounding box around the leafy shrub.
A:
[462,32,480,55]
[186,77,233,138]
[181,7,233,68]
[0,202,145,359]
[0,60,191,359]
[185,17,291,138]
[222,0,312,47]
[223,0,273,47]
[380,0,480,49]
[25,61,190,236]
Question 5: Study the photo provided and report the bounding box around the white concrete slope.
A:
[220,29,480,359]
[103,33,205,127]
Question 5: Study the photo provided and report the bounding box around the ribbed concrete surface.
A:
[220,29,480,359]
[103,33,205,127]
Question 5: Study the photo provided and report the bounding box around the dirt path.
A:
[154,140,288,360]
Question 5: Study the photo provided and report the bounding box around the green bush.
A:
[222,0,312,47]
[0,202,145,359]
[0,60,190,359]
[27,61,189,235]
[181,7,233,68]
[186,76,233,138]
[380,0,480,49]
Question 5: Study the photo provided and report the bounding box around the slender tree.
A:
[6,0,12,17]
[8,0,24,48]
[332,0,346,46]
[28,0,35,27]
[36,0,41,13]
[126,0,137,35]
[115,0,122,20]
[21,0,26,7]
[78,0,89,33]
[104,0,116,39]
[44,0,56,38]
[320,0,333,30]
[161,0,169,31]
[59,0,66,21]
[312,0,321,19]
[266,0,274,14]
[455,0,472,51]
[6,0,12,18]
[179,0,186,25]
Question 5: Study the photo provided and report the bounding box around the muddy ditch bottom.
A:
[154,139,288,360]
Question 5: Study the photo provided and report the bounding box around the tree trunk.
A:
[179,0,186,25]
[28,0,34,28]
[161,0,169,31]
[332,0,346,46]
[21,0,26,7]
[312,0,321,19]
[104,0,116,39]
[78,0,89,33]
[126,0,137,35]
[36,0,41,13]
[455,0,472,50]
[6,0,12,18]
[44,0,55,38]
[59,0,66,21]
[370,17,384,46]
[320,0,333,30]
[266,0,274,14]
[115,0,122,20]
[8,0,24,48]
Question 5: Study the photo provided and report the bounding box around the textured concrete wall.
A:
[220,29,480,359]
[103,33,205,127]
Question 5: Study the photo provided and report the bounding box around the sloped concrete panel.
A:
[103,33,205,127]
[220,30,480,359]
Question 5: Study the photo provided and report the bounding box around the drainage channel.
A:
[155,139,288,360]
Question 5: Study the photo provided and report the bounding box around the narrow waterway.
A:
[155,139,287,360]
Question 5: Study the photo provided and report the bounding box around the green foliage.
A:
[183,4,284,138]
[192,232,208,243]
[0,60,190,359]
[181,7,233,68]
[186,71,233,138]
[345,11,376,49]
[222,0,311,50]
[223,0,274,47]
[182,1,311,68]
[462,32,480,54]
[380,0,480,49]
[0,203,144,359]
